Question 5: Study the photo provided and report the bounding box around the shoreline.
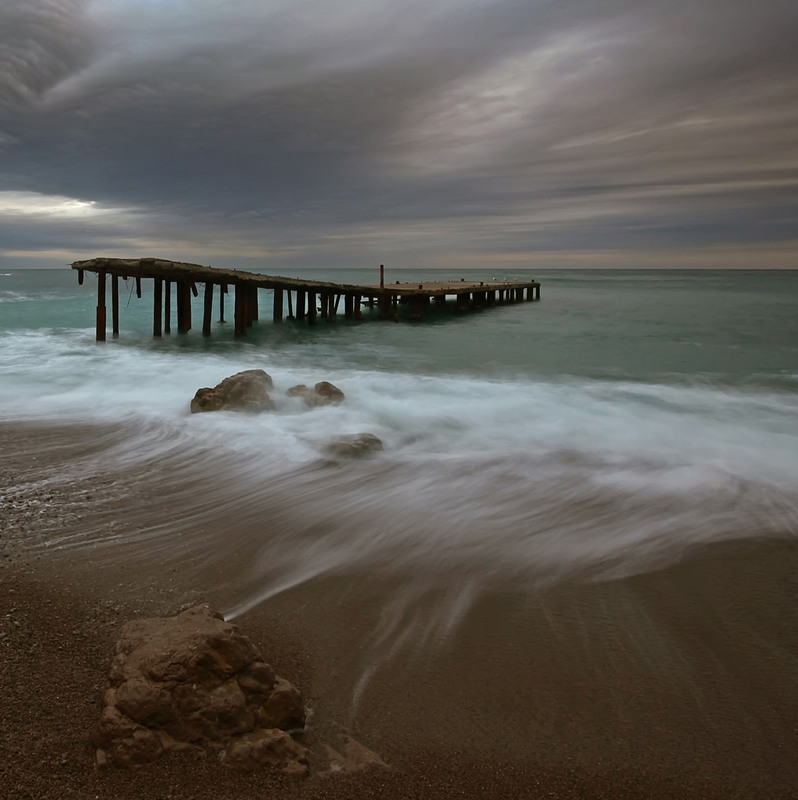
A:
[3,419,798,798]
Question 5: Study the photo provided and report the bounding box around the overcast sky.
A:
[1,0,796,270]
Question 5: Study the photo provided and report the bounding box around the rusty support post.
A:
[202,282,213,336]
[320,291,329,320]
[135,277,142,299]
[273,288,283,322]
[380,264,384,289]
[249,285,258,323]
[177,282,192,333]
[96,270,107,341]
[379,291,393,320]
[234,283,246,336]
[164,281,171,334]
[153,278,163,337]
[344,293,354,320]
[535,284,540,300]
[111,274,119,338]
[354,293,363,320]
[307,291,317,324]
[77,269,84,285]
[287,290,294,320]
[219,283,227,323]
[296,290,306,320]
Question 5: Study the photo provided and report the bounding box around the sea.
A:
[2,267,798,621]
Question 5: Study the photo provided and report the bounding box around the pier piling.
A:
[96,270,107,342]
[202,282,214,337]
[153,278,163,337]
[111,274,119,339]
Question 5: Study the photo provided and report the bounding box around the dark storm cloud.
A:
[1,0,797,267]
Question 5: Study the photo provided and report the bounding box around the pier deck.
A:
[71,257,540,341]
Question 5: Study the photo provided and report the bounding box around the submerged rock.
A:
[93,604,307,775]
[190,369,275,413]
[318,733,390,776]
[322,433,383,460]
[286,381,345,407]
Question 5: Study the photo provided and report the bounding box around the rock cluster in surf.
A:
[189,371,383,459]
[189,370,345,413]
[92,604,308,775]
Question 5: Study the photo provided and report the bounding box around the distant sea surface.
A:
[2,268,798,615]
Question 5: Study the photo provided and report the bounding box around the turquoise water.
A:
[2,268,796,385]
[2,267,798,612]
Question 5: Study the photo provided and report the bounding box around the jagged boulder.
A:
[287,381,345,408]
[93,605,307,775]
[190,369,275,413]
[322,433,383,460]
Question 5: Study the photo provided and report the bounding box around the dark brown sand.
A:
[2,422,798,799]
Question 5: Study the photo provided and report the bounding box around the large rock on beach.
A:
[92,604,307,775]
[287,381,345,407]
[190,369,275,413]
[323,433,384,460]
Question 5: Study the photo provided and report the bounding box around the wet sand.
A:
[3,421,798,798]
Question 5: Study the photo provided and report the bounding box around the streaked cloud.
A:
[1,0,796,268]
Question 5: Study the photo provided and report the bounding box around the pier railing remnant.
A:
[71,258,540,341]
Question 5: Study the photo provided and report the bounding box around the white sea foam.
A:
[5,324,797,627]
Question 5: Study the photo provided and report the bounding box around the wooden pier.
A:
[71,258,540,341]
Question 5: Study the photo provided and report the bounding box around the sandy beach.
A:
[3,420,798,799]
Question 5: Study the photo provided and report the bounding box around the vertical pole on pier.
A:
[329,293,338,321]
[354,293,363,320]
[287,290,294,320]
[164,281,172,334]
[320,291,329,320]
[535,284,540,300]
[153,279,163,337]
[455,293,468,312]
[202,282,214,337]
[234,283,246,336]
[435,294,446,308]
[219,284,227,323]
[176,283,183,331]
[273,288,283,322]
[380,264,385,289]
[77,269,84,285]
[344,293,354,320]
[249,285,258,323]
[96,270,107,341]
[307,291,317,324]
[379,291,392,320]
[135,277,142,299]
[296,290,306,320]
[111,274,119,338]
[177,282,192,333]
[410,294,425,321]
